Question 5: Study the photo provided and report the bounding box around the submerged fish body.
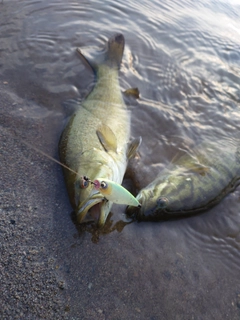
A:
[127,139,240,221]
[59,34,140,227]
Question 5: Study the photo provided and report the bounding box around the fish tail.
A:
[77,33,125,72]
[106,33,125,69]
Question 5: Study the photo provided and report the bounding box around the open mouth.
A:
[88,202,102,221]
[76,193,112,227]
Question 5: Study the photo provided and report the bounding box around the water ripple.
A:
[181,195,240,275]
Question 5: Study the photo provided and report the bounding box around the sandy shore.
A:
[0,83,70,319]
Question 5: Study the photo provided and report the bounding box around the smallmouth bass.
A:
[59,34,140,227]
[127,138,240,221]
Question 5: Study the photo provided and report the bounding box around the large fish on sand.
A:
[59,34,140,227]
[127,138,240,221]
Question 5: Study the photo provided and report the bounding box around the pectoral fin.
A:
[96,124,118,153]
[127,136,142,159]
[173,152,211,176]
[187,164,210,176]
[123,87,140,99]
[179,152,211,176]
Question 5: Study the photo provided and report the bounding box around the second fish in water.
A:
[127,138,240,221]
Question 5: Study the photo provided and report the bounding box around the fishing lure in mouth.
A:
[82,176,141,207]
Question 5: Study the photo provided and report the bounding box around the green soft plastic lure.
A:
[92,178,141,207]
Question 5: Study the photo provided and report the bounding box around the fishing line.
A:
[3,126,80,177]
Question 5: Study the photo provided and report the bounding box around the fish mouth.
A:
[126,193,144,219]
[126,204,141,219]
[76,193,112,227]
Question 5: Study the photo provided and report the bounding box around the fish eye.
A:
[80,176,89,189]
[157,197,169,209]
[100,181,108,189]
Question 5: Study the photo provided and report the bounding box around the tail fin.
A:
[76,33,125,72]
[106,33,125,69]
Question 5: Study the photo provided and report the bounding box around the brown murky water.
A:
[1,0,240,319]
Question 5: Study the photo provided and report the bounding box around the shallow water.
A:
[1,0,240,319]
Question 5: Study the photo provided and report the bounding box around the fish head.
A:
[126,174,185,221]
[75,176,114,227]
[74,159,122,228]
